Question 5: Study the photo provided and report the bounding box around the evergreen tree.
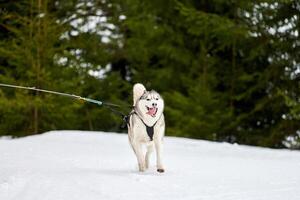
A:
[0,0,299,149]
[0,0,82,136]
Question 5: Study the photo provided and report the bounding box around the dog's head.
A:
[136,90,164,119]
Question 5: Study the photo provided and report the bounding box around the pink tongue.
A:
[147,107,157,116]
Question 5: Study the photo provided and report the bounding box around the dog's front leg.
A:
[132,141,146,172]
[154,138,165,173]
[145,144,154,169]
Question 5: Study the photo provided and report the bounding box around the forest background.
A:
[0,0,299,149]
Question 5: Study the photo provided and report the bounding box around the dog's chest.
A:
[130,114,161,142]
[134,119,154,141]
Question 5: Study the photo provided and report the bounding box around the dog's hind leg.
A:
[145,144,154,169]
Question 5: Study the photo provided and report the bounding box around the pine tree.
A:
[0,0,82,136]
[0,0,298,149]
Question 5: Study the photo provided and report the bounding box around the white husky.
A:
[127,83,165,173]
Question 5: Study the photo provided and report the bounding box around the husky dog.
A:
[127,83,165,173]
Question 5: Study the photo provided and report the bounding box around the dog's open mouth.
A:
[146,106,158,117]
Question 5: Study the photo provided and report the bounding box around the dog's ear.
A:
[133,83,146,106]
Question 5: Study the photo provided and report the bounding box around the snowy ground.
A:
[1,131,300,200]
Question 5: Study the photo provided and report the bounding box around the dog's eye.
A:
[155,98,159,100]
[146,98,150,101]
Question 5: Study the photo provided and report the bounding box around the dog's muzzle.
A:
[146,106,158,117]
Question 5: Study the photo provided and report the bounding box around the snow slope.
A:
[1,131,300,200]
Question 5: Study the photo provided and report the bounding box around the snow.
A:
[1,131,300,200]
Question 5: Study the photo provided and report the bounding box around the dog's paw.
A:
[138,164,146,172]
[157,168,165,173]
[139,168,146,172]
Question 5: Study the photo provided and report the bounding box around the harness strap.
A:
[126,111,158,141]
[145,124,155,141]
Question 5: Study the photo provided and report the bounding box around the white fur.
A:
[128,83,165,173]
[133,83,146,106]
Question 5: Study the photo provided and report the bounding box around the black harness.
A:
[145,124,155,141]
[124,110,158,141]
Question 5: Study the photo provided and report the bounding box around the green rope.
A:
[0,83,104,106]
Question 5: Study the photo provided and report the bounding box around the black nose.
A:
[152,103,157,107]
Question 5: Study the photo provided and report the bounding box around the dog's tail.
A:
[133,83,146,106]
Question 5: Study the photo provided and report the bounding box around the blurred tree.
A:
[229,1,300,147]
[0,0,85,136]
[111,0,300,147]
[0,0,299,149]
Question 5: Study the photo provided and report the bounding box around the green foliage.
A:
[0,0,299,149]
